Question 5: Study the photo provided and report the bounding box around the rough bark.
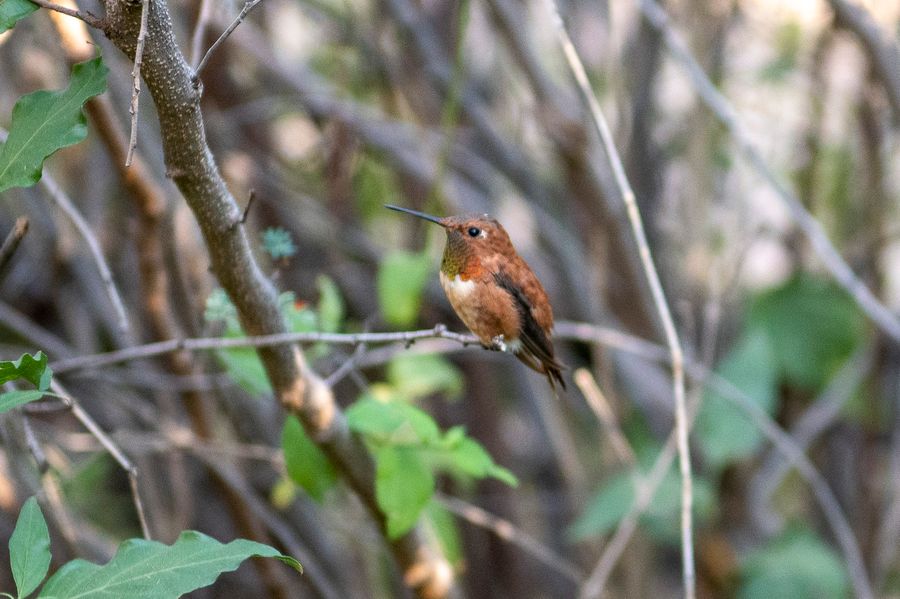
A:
[98,2,453,597]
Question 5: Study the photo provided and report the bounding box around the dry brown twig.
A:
[0,217,29,274]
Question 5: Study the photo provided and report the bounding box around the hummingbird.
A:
[386,204,565,390]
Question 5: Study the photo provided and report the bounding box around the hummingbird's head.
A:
[384,205,514,277]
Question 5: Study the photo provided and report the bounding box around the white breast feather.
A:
[439,271,476,300]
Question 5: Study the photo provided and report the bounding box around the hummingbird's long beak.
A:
[384,204,445,226]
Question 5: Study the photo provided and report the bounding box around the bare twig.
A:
[435,492,584,584]
[125,0,150,167]
[193,0,264,82]
[50,381,151,540]
[544,2,694,596]
[27,0,104,28]
[0,217,29,275]
[50,324,473,373]
[638,0,900,344]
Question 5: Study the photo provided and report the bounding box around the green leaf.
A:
[437,434,517,487]
[377,250,432,328]
[749,275,867,390]
[738,527,848,599]
[0,56,108,193]
[39,531,300,599]
[346,396,440,445]
[316,275,344,333]
[0,0,37,33]
[0,390,45,414]
[213,347,272,396]
[261,227,296,259]
[696,330,778,469]
[375,446,435,539]
[282,416,337,502]
[387,353,463,400]
[9,497,51,599]
[0,351,51,390]
[568,470,715,542]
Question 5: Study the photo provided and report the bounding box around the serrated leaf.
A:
[696,330,778,469]
[738,527,848,599]
[38,531,300,599]
[387,353,463,400]
[346,397,440,445]
[0,390,45,414]
[316,275,344,333]
[0,351,51,390]
[0,0,37,33]
[282,416,336,502]
[375,446,434,539]
[9,497,51,599]
[377,250,432,327]
[0,56,108,193]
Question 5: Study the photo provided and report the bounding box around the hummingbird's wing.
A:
[492,271,566,390]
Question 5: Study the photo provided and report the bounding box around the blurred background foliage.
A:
[0,0,899,597]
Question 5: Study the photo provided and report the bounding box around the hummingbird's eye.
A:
[467,227,481,238]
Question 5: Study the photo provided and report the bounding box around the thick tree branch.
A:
[99,2,453,597]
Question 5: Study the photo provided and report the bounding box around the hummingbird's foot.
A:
[490,335,508,352]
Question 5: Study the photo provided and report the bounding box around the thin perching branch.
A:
[125,0,150,167]
[543,1,695,597]
[193,0,264,82]
[638,0,900,344]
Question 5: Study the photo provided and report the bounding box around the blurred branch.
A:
[543,2,694,597]
[189,0,215,69]
[99,2,454,596]
[434,492,584,584]
[28,0,104,28]
[638,0,900,344]
[49,380,151,540]
[193,0,264,82]
[749,346,873,535]
[0,128,130,337]
[0,217,29,276]
[825,0,900,123]
[573,368,637,469]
